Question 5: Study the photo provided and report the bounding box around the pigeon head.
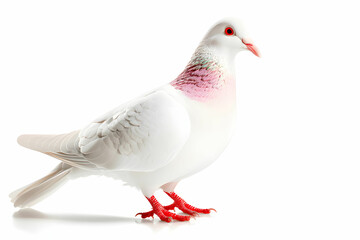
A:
[201,18,260,58]
[171,18,259,101]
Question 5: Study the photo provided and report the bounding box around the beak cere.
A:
[242,39,260,57]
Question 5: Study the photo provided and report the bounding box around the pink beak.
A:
[242,38,261,57]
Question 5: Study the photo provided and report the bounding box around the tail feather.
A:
[12,131,80,208]
[10,163,72,208]
[17,131,80,153]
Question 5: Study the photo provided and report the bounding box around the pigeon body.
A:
[10,18,259,221]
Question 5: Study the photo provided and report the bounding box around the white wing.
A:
[18,90,191,172]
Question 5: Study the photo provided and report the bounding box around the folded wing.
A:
[18,90,191,172]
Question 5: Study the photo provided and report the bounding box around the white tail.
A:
[17,131,80,153]
[10,163,72,208]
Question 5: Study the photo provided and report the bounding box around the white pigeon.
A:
[10,18,260,222]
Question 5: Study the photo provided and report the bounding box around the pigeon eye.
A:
[224,27,234,36]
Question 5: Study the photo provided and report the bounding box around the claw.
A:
[135,212,154,219]
[209,208,217,213]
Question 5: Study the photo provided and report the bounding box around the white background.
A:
[0,0,359,239]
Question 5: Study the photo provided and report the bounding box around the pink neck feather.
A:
[170,47,233,102]
[170,65,224,101]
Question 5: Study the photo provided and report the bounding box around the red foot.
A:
[136,196,191,222]
[135,203,176,219]
[165,192,216,215]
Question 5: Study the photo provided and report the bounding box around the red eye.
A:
[225,27,234,36]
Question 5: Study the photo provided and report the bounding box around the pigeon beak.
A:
[241,38,261,57]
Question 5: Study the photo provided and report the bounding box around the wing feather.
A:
[18,90,190,172]
[78,90,190,171]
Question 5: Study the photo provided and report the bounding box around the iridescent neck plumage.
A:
[170,45,234,102]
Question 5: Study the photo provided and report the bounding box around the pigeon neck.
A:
[170,45,236,102]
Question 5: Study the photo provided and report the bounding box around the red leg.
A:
[165,192,216,215]
[136,196,191,222]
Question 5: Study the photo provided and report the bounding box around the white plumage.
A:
[10,18,259,222]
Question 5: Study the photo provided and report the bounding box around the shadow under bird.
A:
[10,18,260,222]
